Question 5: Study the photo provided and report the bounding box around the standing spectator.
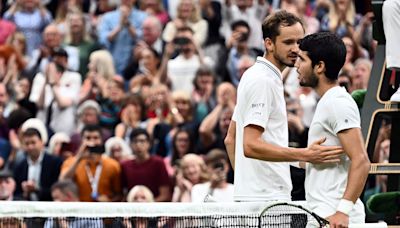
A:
[97,0,148,74]
[29,49,82,136]
[64,9,101,77]
[121,128,172,202]
[26,24,79,74]
[199,82,235,152]
[221,0,268,52]
[13,127,62,201]
[225,20,257,87]
[191,149,234,202]
[79,50,115,103]
[192,66,217,122]
[165,26,213,94]
[162,0,208,47]
[4,0,53,56]
[59,124,122,202]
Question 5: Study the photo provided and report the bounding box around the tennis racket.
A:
[258,202,329,228]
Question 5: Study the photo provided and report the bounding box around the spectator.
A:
[221,0,267,52]
[104,136,133,163]
[79,50,115,103]
[26,24,79,74]
[47,132,73,160]
[0,14,16,45]
[172,153,208,202]
[13,127,62,201]
[44,180,103,227]
[192,66,217,122]
[0,169,17,201]
[4,0,53,56]
[115,93,147,142]
[226,20,257,87]
[97,0,148,74]
[199,82,235,152]
[59,124,122,202]
[139,0,169,26]
[164,26,213,94]
[165,128,195,176]
[121,128,171,202]
[351,58,371,91]
[14,76,38,117]
[163,0,208,47]
[64,9,101,77]
[126,185,154,202]
[191,149,234,202]
[29,49,82,136]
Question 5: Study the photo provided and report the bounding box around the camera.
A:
[238,32,249,42]
[87,145,105,154]
[173,37,190,45]
[213,162,224,170]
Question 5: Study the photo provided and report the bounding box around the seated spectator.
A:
[191,66,217,122]
[59,124,122,202]
[13,127,62,201]
[191,149,234,202]
[104,137,133,163]
[165,128,195,176]
[44,180,103,227]
[115,93,147,142]
[0,169,17,201]
[126,185,154,202]
[121,128,171,202]
[172,153,208,202]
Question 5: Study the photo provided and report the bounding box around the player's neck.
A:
[315,80,338,97]
[264,54,285,73]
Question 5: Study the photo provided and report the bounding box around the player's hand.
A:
[305,137,344,164]
[327,211,349,228]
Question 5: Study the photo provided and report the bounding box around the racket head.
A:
[259,202,329,228]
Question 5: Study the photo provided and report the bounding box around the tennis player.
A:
[295,32,370,227]
[224,10,344,202]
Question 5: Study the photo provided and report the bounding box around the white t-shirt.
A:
[305,86,365,223]
[191,182,234,203]
[232,57,292,202]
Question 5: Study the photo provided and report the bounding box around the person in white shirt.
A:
[295,32,370,227]
[191,149,234,203]
[224,10,344,202]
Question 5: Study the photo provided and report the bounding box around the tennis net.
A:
[0,201,388,228]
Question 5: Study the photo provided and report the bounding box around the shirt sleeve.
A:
[242,77,272,130]
[330,96,361,134]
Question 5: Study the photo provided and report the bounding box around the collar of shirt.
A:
[27,151,45,166]
[255,56,282,80]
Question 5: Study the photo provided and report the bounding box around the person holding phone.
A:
[191,149,234,202]
[59,124,122,202]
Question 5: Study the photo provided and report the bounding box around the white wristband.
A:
[337,199,354,215]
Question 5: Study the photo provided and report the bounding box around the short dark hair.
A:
[51,180,78,198]
[22,128,42,140]
[81,124,102,137]
[129,128,150,142]
[298,32,346,81]
[231,20,250,33]
[204,149,228,165]
[262,10,303,41]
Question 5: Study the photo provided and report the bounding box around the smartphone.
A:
[87,145,105,154]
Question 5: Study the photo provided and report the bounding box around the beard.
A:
[299,72,319,88]
[274,52,297,67]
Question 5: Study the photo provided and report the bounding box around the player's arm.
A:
[243,125,343,163]
[328,128,370,226]
[224,120,236,169]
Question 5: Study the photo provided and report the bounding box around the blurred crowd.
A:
[0,0,382,204]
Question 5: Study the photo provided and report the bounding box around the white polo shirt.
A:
[305,86,365,222]
[232,57,292,202]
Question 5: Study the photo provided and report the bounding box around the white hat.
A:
[21,118,48,144]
